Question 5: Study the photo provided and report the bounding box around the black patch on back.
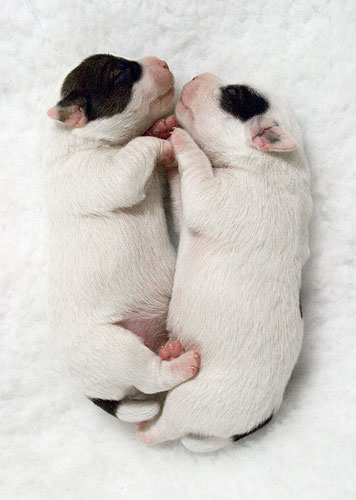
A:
[231,413,273,442]
[58,54,142,122]
[220,84,269,122]
[89,397,120,417]
[299,290,303,318]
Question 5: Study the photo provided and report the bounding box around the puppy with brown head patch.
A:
[44,55,200,422]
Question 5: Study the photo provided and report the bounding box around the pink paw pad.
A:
[170,350,200,378]
[144,115,180,140]
[137,431,155,445]
[159,340,184,360]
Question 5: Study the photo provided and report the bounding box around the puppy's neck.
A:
[72,111,153,146]
[50,121,127,153]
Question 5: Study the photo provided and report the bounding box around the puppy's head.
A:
[47,54,175,142]
[175,73,300,167]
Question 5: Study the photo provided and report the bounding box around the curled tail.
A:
[90,397,161,423]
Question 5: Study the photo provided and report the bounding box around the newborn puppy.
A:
[138,73,312,451]
[44,54,200,422]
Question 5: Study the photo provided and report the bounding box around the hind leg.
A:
[81,324,200,399]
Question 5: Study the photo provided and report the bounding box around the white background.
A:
[1,1,355,499]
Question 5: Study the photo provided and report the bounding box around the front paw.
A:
[158,139,176,167]
[144,115,179,140]
[169,128,198,154]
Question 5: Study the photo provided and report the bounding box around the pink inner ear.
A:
[47,104,87,128]
[65,106,88,128]
[47,106,60,120]
[249,117,296,152]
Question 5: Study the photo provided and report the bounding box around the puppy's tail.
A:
[90,397,160,422]
[181,435,230,453]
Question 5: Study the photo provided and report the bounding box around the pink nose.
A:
[158,60,169,69]
[142,56,170,70]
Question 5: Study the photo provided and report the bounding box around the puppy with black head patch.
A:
[44,54,200,422]
[138,73,312,451]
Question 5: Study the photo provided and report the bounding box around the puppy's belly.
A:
[119,317,168,354]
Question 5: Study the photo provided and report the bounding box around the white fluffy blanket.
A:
[1,1,355,499]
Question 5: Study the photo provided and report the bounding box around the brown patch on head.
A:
[57,54,143,123]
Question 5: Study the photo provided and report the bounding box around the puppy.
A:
[138,73,312,451]
[44,54,200,422]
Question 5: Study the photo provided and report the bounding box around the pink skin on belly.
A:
[119,317,168,354]
[119,317,184,359]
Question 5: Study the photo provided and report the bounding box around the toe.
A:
[166,340,176,352]
[189,351,200,374]
[166,115,179,129]
[159,345,170,360]
[155,120,166,132]
[172,340,184,358]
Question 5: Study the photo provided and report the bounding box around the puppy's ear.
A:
[47,93,88,128]
[246,115,296,152]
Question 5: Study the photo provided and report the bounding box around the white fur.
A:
[43,57,199,407]
[3,2,356,497]
[139,74,313,451]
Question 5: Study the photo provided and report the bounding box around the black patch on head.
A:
[58,54,142,122]
[220,84,269,122]
[231,413,273,442]
[89,397,120,417]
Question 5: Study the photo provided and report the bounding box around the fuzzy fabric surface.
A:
[1,1,355,499]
